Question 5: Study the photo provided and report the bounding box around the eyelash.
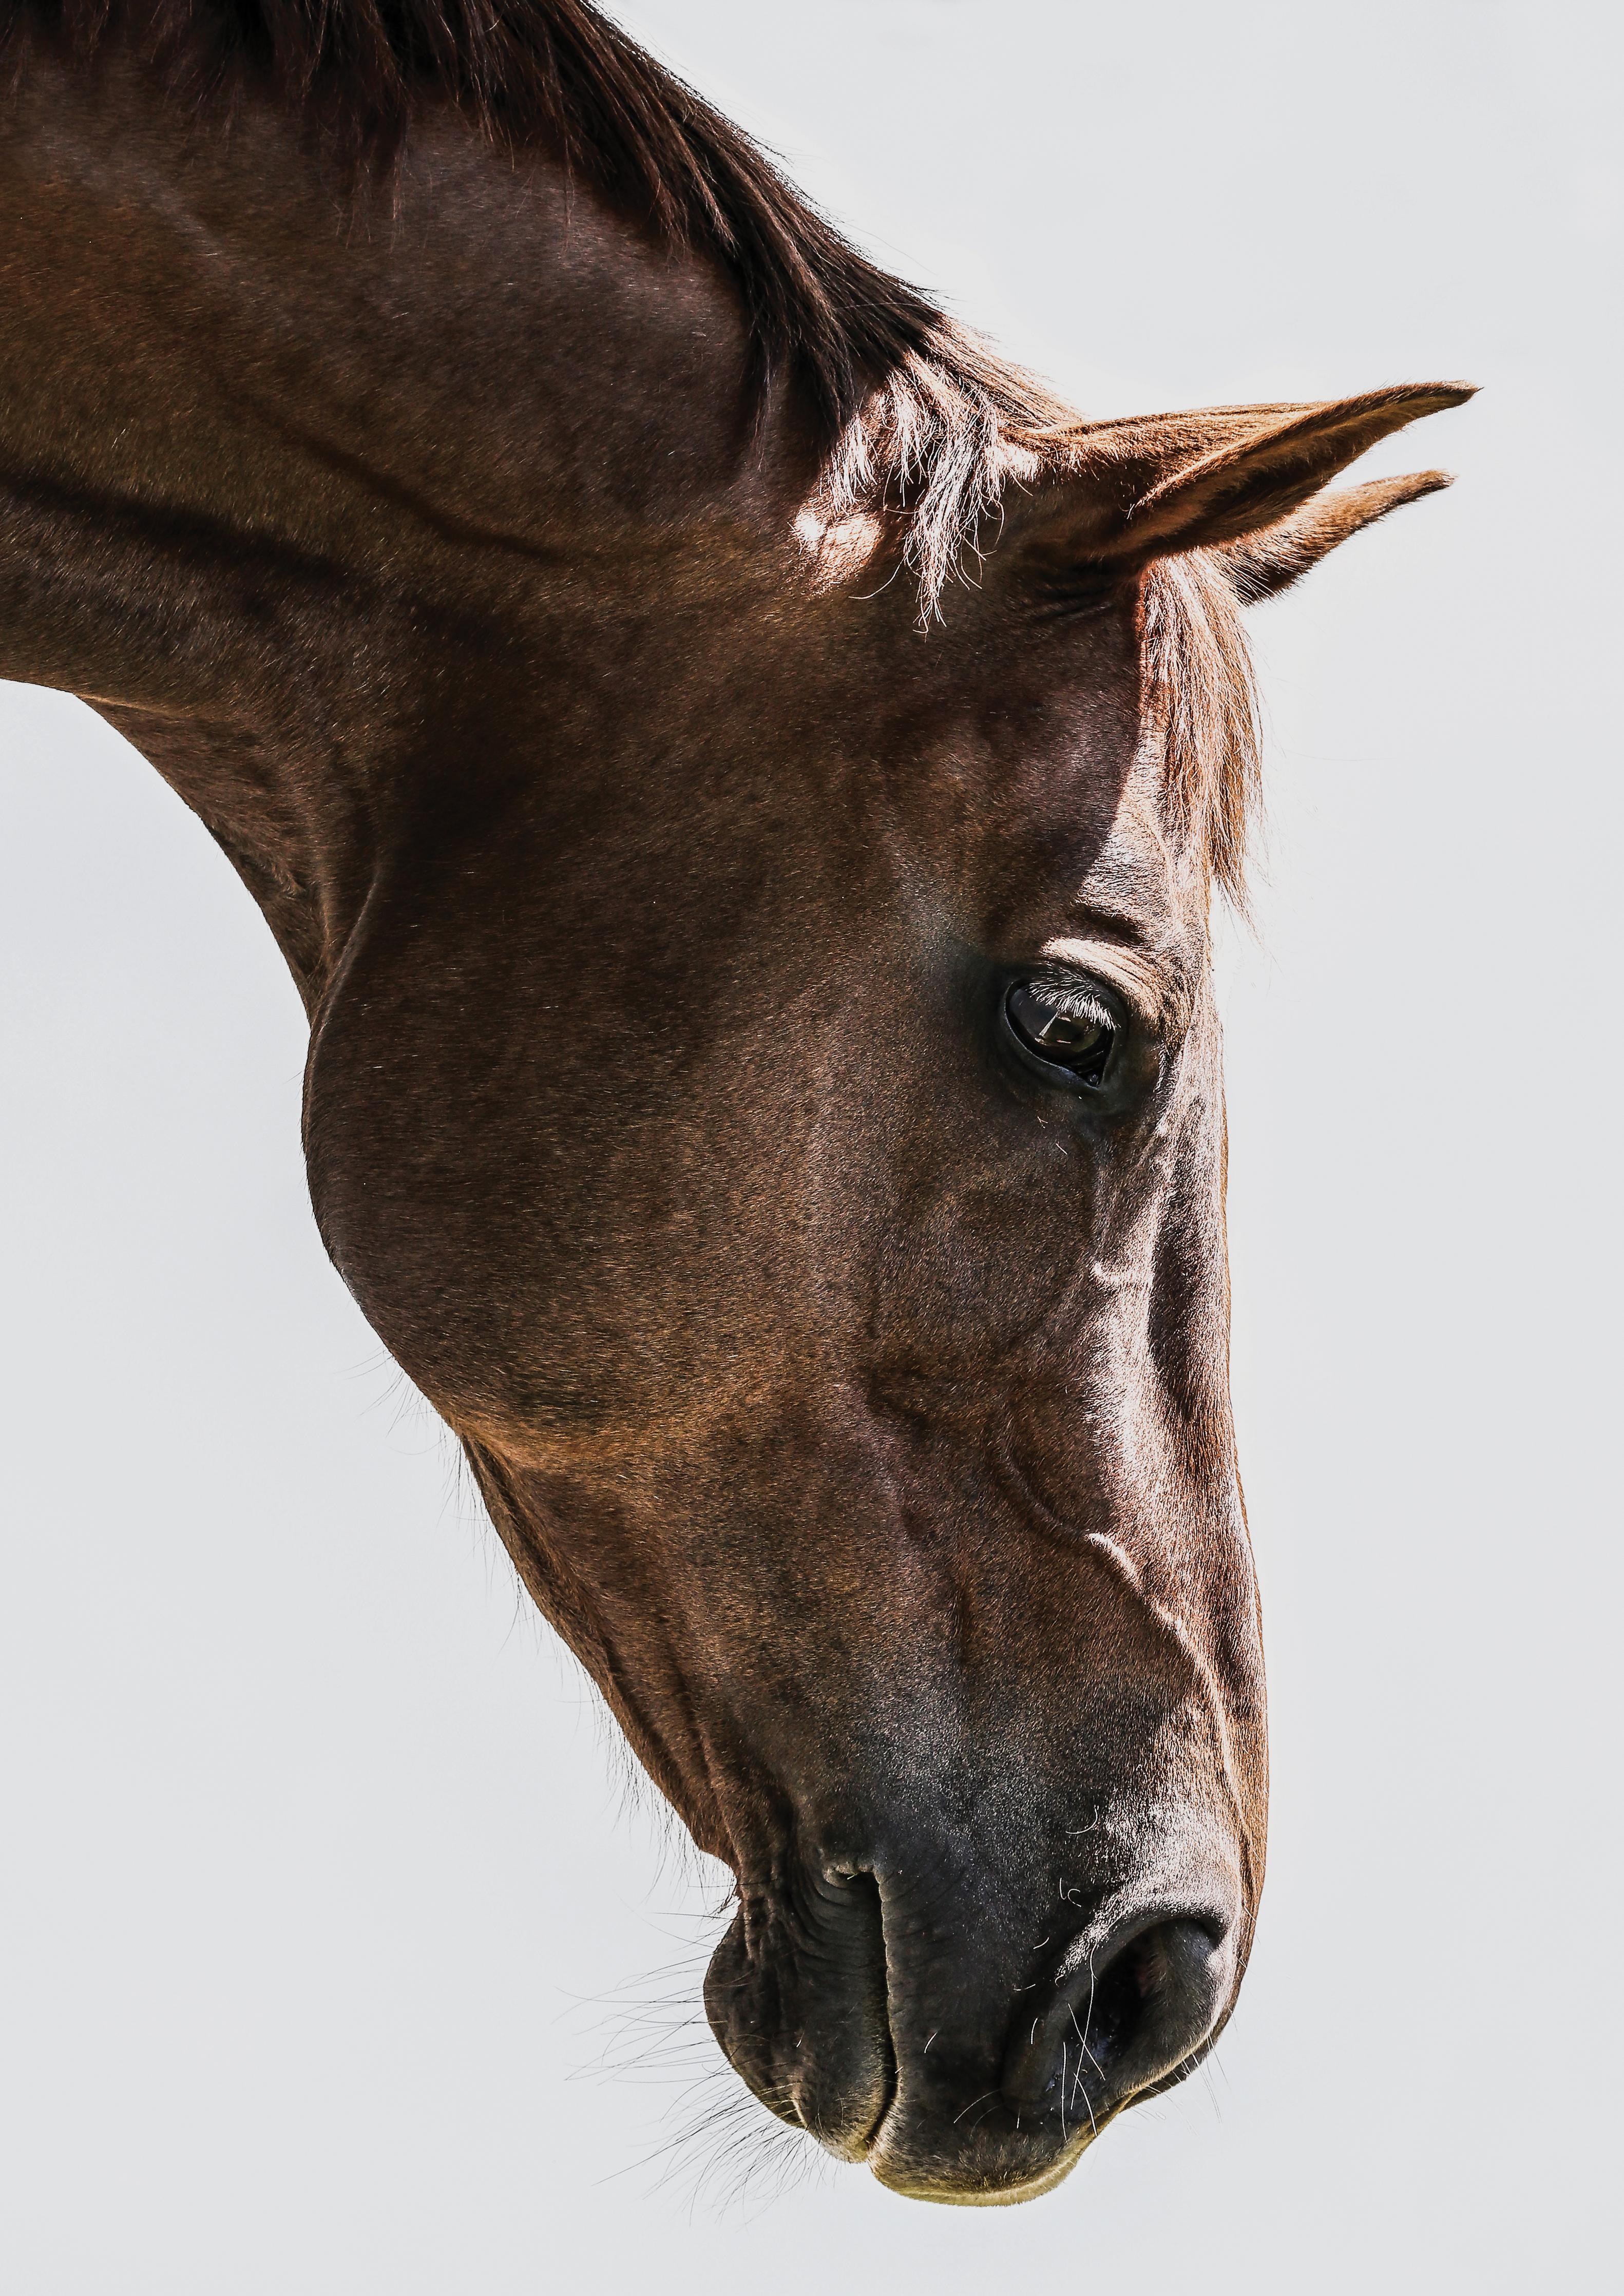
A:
[1021,981,1117,1034]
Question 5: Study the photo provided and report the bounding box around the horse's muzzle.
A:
[705,1863,1239,2203]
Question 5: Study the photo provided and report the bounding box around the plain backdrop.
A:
[3,3,1619,2289]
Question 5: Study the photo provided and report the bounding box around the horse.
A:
[0,0,1469,2204]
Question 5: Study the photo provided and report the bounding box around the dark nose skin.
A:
[1000,1913,1232,2135]
[710,1860,1241,2200]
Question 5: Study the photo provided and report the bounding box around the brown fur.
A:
[0,3,1471,2203]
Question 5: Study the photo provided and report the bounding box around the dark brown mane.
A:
[1,0,1258,891]
[1,0,1061,441]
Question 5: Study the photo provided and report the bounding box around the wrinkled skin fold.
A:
[0,1,1470,2202]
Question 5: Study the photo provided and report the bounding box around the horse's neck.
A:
[1,45,792,1003]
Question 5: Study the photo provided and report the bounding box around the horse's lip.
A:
[867,2131,1100,2206]
[862,2060,1113,2203]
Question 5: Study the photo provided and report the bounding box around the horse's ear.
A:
[1006,382,1474,577]
[1219,471,1453,601]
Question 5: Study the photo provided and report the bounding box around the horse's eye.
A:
[1004,980,1117,1087]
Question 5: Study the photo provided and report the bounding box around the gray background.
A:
[3,2,1617,2287]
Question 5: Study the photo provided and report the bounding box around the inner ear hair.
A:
[1220,470,1455,603]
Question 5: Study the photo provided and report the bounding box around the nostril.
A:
[1001,1915,1231,2125]
[1072,1924,1168,2064]
[704,1868,896,2162]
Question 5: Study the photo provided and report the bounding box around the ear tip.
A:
[1333,469,1455,512]
[1367,382,1477,424]
[1345,468,1456,518]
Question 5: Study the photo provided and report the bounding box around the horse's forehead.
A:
[904,709,1208,973]
[1069,766,1182,896]
[878,616,1202,954]
[1081,773,1207,933]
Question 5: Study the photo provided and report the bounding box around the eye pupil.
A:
[1005,981,1116,1086]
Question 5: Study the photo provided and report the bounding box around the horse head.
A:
[301,385,1466,2198]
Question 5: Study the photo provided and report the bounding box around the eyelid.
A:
[1036,937,1171,1032]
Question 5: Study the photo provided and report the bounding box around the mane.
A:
[1142,556,1261,906]
[1,0,1258,894]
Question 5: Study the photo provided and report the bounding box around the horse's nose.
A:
[999,1913,1233,2130]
